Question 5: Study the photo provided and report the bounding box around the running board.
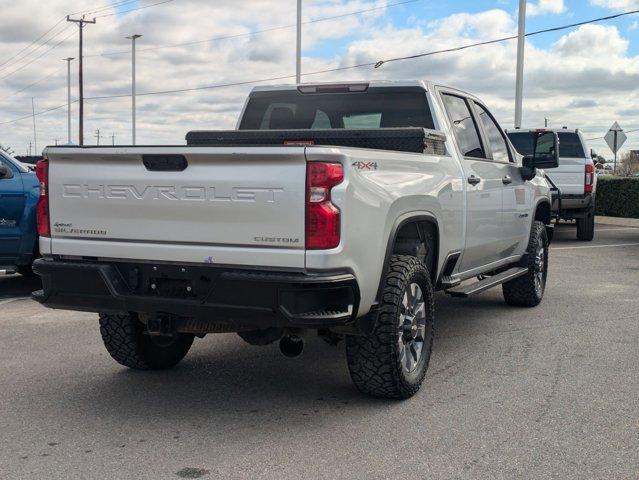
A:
[445,267,528,298]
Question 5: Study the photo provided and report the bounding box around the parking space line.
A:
[596,227,639,232]
[553,242,639,250]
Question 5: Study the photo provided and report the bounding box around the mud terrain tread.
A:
[99,313,193,370]
[99,313,150,369]
[346,255,434,399]
[502,221,548,307]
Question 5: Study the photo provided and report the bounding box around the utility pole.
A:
[95,129,101,146]
[296,0,302,84]
[514,0,526,129]
[111,133,115,146]
[544,117,548,128]
[126,34,142,145]
[64,57,74,144]
[28,142,32,156]
[67,15,96,146]
[31,97,37,154]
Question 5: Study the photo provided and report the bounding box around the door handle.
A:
[502,175,513,185]
[467,175,481,186]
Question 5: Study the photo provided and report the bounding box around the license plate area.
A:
[116,263,216,300]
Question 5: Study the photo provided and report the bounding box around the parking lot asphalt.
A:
[0,224,637,480]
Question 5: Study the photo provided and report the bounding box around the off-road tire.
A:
[576,209,595,241]
[99,313,194,370]
[502,221,548,307]
[345,255,434,399]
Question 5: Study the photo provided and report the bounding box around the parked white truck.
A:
[507,128,596,241]
[33,81,559,398]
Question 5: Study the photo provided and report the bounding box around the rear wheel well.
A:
[391,220,438,282]
[535,201,551,225]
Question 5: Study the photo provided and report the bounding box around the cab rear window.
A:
[507,131,586,158]
[239,88,435,130]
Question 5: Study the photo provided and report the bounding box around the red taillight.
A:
[584,163,594,193]
[306,162,343,249]
[35,159,50,237]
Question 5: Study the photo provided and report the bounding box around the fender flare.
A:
[376,212,440,302]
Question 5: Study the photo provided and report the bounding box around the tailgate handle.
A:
[142,155,188,172]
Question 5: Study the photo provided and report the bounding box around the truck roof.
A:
[506,127,580,134]
[250,80,451,94]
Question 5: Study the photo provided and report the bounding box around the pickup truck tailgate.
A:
[545,157,585,195]
[45,147,307,268]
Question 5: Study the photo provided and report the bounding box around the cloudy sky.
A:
[0,0,638,158]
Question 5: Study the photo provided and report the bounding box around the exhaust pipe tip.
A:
[279,335,304,358]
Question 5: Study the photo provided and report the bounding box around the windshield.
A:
[239,88,435,130]
[507,131,586,158]
[0,152,29,173]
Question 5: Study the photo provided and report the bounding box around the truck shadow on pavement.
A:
[28,291,526,436]
[0,274,41,300]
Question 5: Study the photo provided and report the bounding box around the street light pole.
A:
[64,57,74,144]
[296,0,302,84]
[514,0,526,129]
[126,34,142,145]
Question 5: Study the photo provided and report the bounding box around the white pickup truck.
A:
[33,81,559,399]
[507,128,596,240]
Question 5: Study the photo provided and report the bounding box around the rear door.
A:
[440,92,504,272]
[0,156,25,261]
[45,146,308,269]
[473,102,529,256]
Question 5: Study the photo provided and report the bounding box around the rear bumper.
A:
[554,193,594,218]
[32,258,360,331]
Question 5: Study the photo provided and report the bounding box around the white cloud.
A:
[527,0,567,16]
[0,1,637,159]
[590,0,639,10]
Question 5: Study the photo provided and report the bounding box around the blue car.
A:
[0,152,39,275]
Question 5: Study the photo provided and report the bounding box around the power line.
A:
[0,28,76,81]
[95,0,177,18]
[0,66,64,102]
[0,101,74,126]
[0,0,175,81]
[85,8,639,100]
[0,19,66,71]
[372,8,639,68]
[0,24,73,76]
[87,0,419,58]
[3,8,639,126]
[587,128,639,141]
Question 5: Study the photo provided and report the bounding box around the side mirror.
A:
[522,131,559,170]
[0,163,14,179]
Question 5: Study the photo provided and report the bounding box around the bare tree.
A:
[618,151,639,176]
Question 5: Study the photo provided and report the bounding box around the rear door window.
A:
[475,103,512,163]
[441,94,485,158]
[558,132,586,158]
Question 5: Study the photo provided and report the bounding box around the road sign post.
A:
[604,122,627,173]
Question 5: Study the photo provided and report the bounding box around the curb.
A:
[595,216,639,227]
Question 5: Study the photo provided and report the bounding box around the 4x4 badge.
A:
[352,161,378,170]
